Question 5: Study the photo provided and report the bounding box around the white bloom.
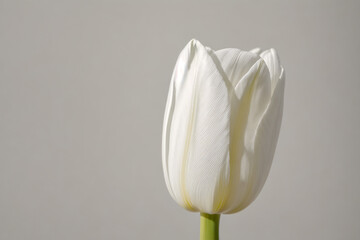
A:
[162,39,285,214]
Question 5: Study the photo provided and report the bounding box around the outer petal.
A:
[162,39,232,213]
[208,53,272,213]
[162,39,198,210]
[162,49,181,204]
[230,67,285,213]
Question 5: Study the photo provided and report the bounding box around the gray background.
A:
[1,0,359,239]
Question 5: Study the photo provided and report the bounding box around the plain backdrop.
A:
[1,0,359,239]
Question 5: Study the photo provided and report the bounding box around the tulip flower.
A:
[162,39,285,240]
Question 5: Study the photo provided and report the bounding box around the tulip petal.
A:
[222,58,272,213]
[163,39,232,213]
[215,49,260,91]
[162,59,177,203]
[260,49,282,92]
[162,39,197,210]
[250,48,262,55]
[229,67,285,213]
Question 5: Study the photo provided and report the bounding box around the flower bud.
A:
[162,39,285,214]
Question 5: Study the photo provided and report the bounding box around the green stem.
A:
[200,213,220,240]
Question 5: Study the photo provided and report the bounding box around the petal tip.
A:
[250,47,262,55]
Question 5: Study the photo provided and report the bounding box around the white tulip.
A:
[162,39,285,215]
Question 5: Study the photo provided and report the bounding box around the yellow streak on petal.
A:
[180,104,195,210]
